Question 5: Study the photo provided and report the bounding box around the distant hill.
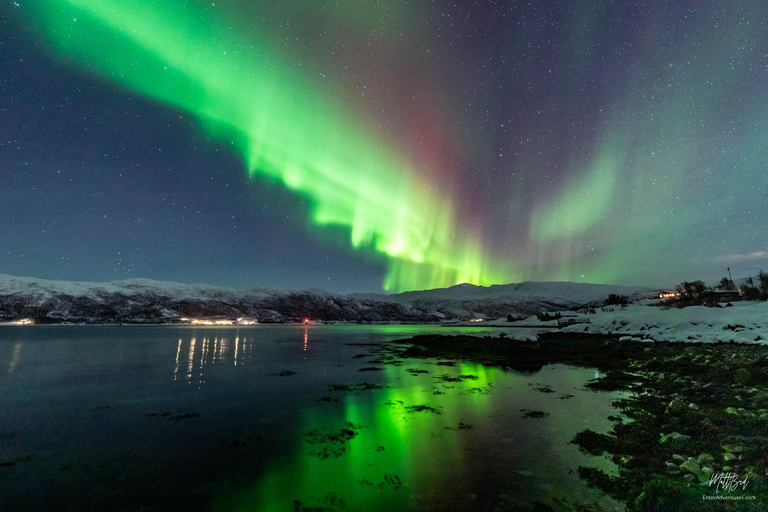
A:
[0,274,655,324]
[351,281,654,318]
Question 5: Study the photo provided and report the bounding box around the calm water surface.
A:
[1,325,624,511]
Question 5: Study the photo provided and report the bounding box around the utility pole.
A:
[728,267,733,288]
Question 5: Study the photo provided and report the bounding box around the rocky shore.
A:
[386,333,768,511]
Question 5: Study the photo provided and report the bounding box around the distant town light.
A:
[178,317,242,325]
[12,318,33,325]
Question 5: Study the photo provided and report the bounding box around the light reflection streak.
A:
[175,333,255,383]
[8,342,23,374]
[218,337,229,363]
[199,337,210,388]
[173,338,182,381]
[186,337,196,382]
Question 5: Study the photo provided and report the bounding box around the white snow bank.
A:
[508,328,539,342]
[560,302,768,344]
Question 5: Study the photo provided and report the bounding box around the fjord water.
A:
[1,325,623,511]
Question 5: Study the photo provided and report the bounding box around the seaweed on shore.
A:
[328,382,387,392]
[404,405,441,414]
[305,422,362,459]
[572,429,616,456]
[521,409,549,419]
[0,454,35,467]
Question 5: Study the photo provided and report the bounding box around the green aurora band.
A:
[27,0,511,292]
[522,3,767,283]
[24,1,767,289]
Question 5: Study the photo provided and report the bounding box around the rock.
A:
[700,417,715,429]
[697,453,714,464]
[725,407,739,415]
[688,402,700,410]
[660,432,691,446]
[679,458,701,476]
[667,398,687,414]
[722,466,733,472]
[734,368,751,386]
[683,474,696,482]
[619,455,635,467]
[722,444,745,453]
[754,393,768,409]
[672,454,686,462]
[665,462,680,474]
[723,453,738,462]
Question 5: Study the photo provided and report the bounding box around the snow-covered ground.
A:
[484,301,768,344]
[562,301,768,343]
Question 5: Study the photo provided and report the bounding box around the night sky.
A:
[2,0,767,293]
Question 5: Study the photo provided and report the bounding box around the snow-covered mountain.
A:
[0,274,655,324]
[351,281,655,318]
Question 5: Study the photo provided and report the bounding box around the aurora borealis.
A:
[2,1,767,292]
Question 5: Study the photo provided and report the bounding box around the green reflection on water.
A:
[210,353,620,512]
[213,362,508,512]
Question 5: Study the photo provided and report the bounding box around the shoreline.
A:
[380,332,768,510]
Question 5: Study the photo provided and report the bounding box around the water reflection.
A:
[8,342,23,374]
[171,333,256,384]
[214,360,621,512]
[1,325,624,512]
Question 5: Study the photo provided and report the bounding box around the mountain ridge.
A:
[0,274,656,324]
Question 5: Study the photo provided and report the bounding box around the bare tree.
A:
[759,270,768,299]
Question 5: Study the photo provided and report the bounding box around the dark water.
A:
[0,325,624,511]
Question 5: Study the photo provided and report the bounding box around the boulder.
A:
[679,458,701,476]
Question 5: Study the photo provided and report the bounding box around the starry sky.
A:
[2,0,767,293]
